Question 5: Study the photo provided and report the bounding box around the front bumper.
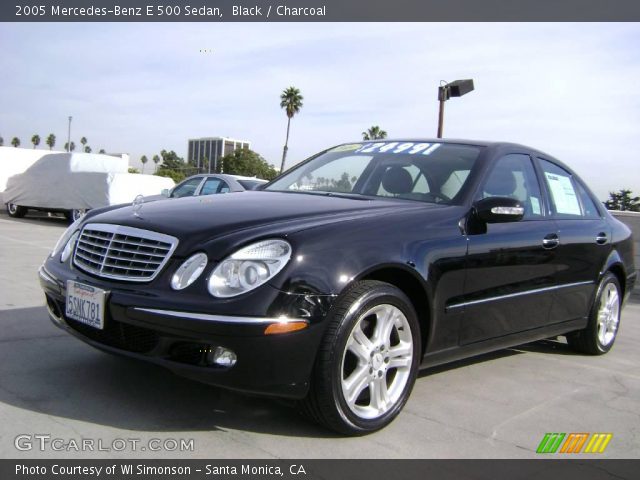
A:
[39,263,332,399]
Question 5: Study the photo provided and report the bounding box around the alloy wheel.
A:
[340,304,413,419]
[597,282,620,346]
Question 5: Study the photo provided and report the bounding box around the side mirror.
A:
[474,197,524,223]
[161,189,169,197]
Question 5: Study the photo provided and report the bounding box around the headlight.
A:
[50,218,83,258]
[60,231,79,263]
[171,252,208,290]
[208,239,292,298]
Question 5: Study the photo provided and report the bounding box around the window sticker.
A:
[354,142,441,155]
[330,143,362,152]
[544,172,581,215]
[530,196,541,215]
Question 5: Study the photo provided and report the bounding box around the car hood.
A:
[85,191,435,257]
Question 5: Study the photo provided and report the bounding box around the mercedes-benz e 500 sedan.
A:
[39,139,636,435]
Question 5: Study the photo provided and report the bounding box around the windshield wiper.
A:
[268,190,370,200]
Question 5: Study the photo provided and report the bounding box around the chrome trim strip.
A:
[45,302,64,325]
[446,280,595,311]
[133,307,307,325]
[38,266,59,287]
[73,223,179,282]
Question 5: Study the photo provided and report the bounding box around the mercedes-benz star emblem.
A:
[132,195,145,218]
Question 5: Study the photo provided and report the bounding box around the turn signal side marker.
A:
[264,321,308,335]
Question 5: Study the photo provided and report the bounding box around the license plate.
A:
[65,281,107,330]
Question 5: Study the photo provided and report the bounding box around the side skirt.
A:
[420,318,587,369]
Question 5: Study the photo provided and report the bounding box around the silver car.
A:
[146,174,267,201]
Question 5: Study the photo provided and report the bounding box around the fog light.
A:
[206,346,237,367]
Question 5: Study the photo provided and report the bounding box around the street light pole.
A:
[437,86,447,139]
[67,116,72,152]
[435,79,475,139]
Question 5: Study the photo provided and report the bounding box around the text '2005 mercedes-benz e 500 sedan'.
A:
[39,139,636,435]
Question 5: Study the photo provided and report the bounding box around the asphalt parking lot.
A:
[0,211,638,459]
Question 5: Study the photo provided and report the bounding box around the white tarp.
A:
[3,152,174,210]
[0,146,63,199]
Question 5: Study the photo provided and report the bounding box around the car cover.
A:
[3,152,174,210]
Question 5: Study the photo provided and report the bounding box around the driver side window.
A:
[171,177,203,198]
[481,154,543,219]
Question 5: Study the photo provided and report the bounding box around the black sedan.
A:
[39,139,636,435]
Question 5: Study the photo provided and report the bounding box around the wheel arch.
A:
[356,265,431,356]
[601,249,627,299]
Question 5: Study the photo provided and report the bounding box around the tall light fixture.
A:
[67,116,72,152]
[437,79,474,138]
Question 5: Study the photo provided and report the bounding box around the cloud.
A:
[1,22,638,198]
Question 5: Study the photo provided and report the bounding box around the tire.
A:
[567,272,621,355]
[300,280,421,435]
[66,209,86,223]
[6,203,27,218]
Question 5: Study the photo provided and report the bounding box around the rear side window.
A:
[200,178,222,195]
[575,180,602,219]
[538,159,583,218]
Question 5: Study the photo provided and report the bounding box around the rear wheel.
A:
[6,203,27,218]
[300,280,421,435]
[567,272,621,355]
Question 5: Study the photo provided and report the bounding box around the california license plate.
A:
[65,281,106,330]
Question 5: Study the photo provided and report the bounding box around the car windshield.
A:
[265,141,482,204]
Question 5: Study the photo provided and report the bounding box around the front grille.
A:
[73,223,178,282]
[66,316,160,353]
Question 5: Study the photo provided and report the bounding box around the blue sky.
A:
[1,22,639,199]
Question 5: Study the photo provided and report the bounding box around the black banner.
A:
[4,460,640,480]
[3,0,640,22]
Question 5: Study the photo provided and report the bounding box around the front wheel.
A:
[567,272,621,355]
[300,280,421,435]
[6,203,27,218]
[65,208,86,223]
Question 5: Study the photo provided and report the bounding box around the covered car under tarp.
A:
[3,153,174,211]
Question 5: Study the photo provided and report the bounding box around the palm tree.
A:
[31,134,40,149]
[11,137,20,148]
[279,86,304,172]
[141,155,148,173]
[46,133,56,150]
[64,141,76,152]
[80,137,88,151]
[153,154,160,173]
[362,126,387,140]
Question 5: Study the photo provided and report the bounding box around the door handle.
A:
[542,233,560,249]
[595,232,608,245]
